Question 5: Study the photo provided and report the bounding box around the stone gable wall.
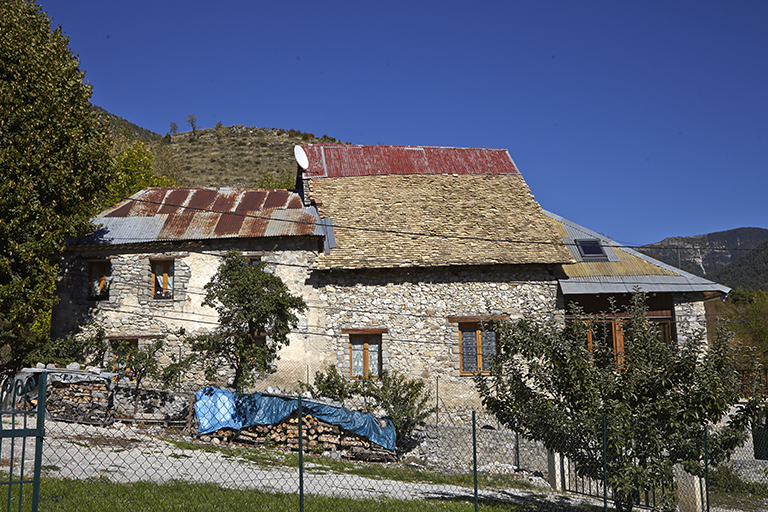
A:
[313,264,561,408]
[53,238,322,392]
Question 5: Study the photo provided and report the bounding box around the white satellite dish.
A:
[294,145,309,170]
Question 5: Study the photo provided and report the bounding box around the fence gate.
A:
[0,372,47,512]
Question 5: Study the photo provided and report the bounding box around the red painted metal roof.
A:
[299,145,520,179]
[81,187,319,245]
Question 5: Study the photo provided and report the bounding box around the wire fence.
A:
[3,370,768,512]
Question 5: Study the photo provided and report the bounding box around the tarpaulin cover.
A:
[195,387,396,452]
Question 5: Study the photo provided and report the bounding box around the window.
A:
[583,319,624,368]
[575,239,608,261]
[89,261,111,299]
[152,260,174,299]
[459,324,497,374]
[349,334,381,378]
[110,339,138,379]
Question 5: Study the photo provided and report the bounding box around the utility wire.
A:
[102,193,767,254]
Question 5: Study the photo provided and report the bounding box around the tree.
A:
[168,121,178,139]
[0,0,114,376]
[106,141,175,206]
[477,293,763,512]
[214,121,226,142]
[112,339,164,417]
[726,289,768,393]
[186,114,198,140]
[255,169,296,190]
[187,251,306,390]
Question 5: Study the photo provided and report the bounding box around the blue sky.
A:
[41,1,767,246]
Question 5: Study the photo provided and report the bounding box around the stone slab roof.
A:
[304,147,573,269]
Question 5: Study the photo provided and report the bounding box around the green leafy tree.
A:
[255,169,296,190]
[28,327,108,369]
[0,0,115,376]
[477,293,763,512]
[107,141,175,205]
[726,289,768,392]
[214,121,226,142]
[112,339,164,417]
[187,250,306,390]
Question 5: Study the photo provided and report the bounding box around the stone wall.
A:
[673,293,708,345]
[52,237,323,392]
[411,424,550,476]
[313,264,560,407]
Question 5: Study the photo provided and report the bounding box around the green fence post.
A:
[298,396,304,512]
[704,425,710,512]
[31,371,47,512]
[473,410,478,512]
[603,414,608,512]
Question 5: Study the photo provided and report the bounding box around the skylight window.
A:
[575,239,608,261]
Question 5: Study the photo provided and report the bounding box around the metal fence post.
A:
[473,410,478,512]
[704,425,710,512]
[298,396,304,512]
[31,371,47,512]
[603,414,608,512]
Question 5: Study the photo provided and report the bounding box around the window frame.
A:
[88,261,111,300]
[575,239,609,262]
[458,323,498,375]
[151,260,174,299]
[343,329,386,379]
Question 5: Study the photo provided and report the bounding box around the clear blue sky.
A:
[41,0,767,246]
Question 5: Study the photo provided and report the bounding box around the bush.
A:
[301,367,433,449]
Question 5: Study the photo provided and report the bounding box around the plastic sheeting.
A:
[195,387,396,452]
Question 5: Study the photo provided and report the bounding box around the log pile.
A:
[204,412,395,462]
[47,380,113,425]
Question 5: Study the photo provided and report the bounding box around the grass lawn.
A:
[0,477,598,512]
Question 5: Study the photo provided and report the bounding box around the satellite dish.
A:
[294,145,309,170]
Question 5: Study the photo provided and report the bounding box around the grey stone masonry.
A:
[313,264,560,407]
[52,237,321,392]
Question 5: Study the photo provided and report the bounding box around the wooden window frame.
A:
[110,338,139,380]
[343,329,386,379]
[88,261,110,300]
[575,310,675,369]
[459,323,498,375]
[152,260,174,299]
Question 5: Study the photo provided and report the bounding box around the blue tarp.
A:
[195,387,396,452]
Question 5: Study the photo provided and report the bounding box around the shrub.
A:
[301,367,433,449]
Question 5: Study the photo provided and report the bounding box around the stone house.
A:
[52,187,329,390]
[544,210,730,355]
[295,144,573,410]
[53,144,730,411]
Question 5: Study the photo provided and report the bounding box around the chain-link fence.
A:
[4,371,768,512]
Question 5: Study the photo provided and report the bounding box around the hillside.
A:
[709,238,768,292]
[158,126,343,187]
[91,105,161,144]
[637,227,768,277]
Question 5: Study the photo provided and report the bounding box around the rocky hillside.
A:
[637,227,768,277]
[158,126,343,187]
[709,238,768,292]
[92,105,161,144]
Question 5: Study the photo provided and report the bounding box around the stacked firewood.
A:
[46,380,113,425]
[205,412,395,462]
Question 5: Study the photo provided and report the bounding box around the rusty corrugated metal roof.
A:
[300,144,520,179]
[544,210,730,295]
[77,187,321,246]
